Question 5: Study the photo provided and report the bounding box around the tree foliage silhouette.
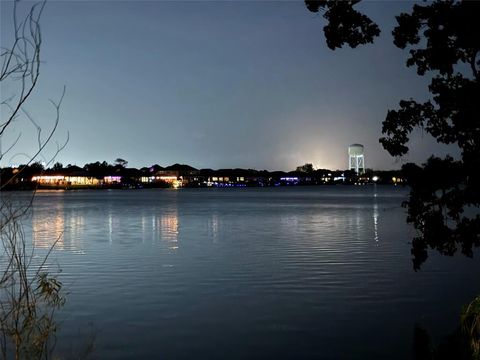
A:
[305,0,480,270]
[304,0,380,50]
[296,163,314,173]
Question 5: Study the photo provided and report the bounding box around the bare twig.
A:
[1,1,67,358]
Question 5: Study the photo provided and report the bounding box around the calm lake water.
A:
[16,186,480,359]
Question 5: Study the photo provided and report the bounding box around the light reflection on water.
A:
[18,186,480,360]
[159,212,179,248]
[373,186,379,244]
[32,198,85,253]
[33,202,65,250]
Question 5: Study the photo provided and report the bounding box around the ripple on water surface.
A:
[17,187,480,359]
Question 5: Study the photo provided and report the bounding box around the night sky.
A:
[1,1,459,171]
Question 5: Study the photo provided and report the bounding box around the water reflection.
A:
[280,213,299,229]
[160,212,179,249]
[373,202,379,244]
[33,204,65,250]
[208,214,219,243]
[32,202,85,252]
[108,212,113,244]
[137,210,179,249]
[373,187,379,244]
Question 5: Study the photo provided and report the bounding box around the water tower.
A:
[348,144,365,174]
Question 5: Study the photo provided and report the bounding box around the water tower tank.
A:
[348,144,365,174]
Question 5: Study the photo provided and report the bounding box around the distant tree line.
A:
[0,160,404,190]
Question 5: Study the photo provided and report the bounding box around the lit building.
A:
[32,174,100,187]
[103,176,122,184]
[32,166,101,188]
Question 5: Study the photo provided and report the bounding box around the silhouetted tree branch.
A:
[305,0,380,50]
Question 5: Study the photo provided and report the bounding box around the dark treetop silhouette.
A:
[306,0,480,270]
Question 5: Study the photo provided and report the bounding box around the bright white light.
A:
[372,176,379,182]
[32,175,64,181]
